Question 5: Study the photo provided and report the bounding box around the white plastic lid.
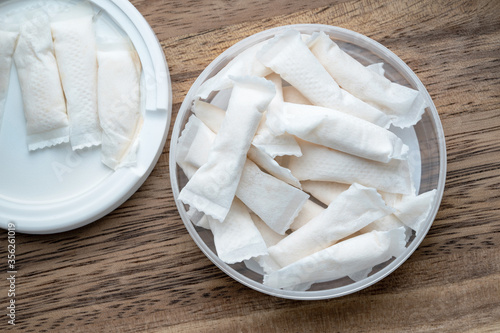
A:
[0,0,172,234]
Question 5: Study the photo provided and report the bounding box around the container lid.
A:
[0,0,171,234]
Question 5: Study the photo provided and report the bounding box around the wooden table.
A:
[4,0,500,331]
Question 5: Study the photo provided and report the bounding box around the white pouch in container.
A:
[51,2,101,150]
[236,159,309,235]
[176,114,306,233]
[360,214,406,234]
[301,180,350,206]
[250,213,286,274]
[195,93,301,159]
[192,100,301,187]
[186,206,210,230]
[97,39,143,169]
[14,10,69,151]
[282,102,408,163]
[264,227,407,290]
[280,61,384,107]
[208,198,268,265]
[191,99,226,133]
[176,115,215,179]
[0,28,18,132]
[179,76,275,222]
[253,73,302,157]
[247,146,301,188]
[251,213,287,247]
[252,124,302,158]
[367,62,386,76]
[394,189,437,235]
[289,199,325,231]
[195,41,272,100]
[288,141,414,195]
[257,29,390,128]
[282,86,312,105]
[268,183,394,267]
[308,32,426,128]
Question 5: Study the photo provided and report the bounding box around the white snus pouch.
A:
[236,159,309,235]
[208,198,268,265]
[394,189,437,235]
[176,115,307,234]
[192,100,301,188]
[289,141,414,195]
[257,29,390,128]
[308,32,426,128]
[268,183,394,267]
[301,181,350,206]
[97,40,143,170]
[51,2,101,150]
[175,115,216,179]
[179,76,275,222]
[289,199,325,231]
[195,41,272,100]
[252,73,302,157]
[14,11,70,151]
[0,29,18,132]
[282,102,408,163]
[264,227,406,290]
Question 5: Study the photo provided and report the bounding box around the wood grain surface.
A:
[2,0,500,332]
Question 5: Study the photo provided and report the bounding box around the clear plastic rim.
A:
[169,24,447,300]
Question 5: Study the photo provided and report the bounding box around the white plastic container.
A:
[0,0,171,234]
[170,24,446,300]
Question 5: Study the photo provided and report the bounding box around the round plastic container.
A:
[170,24,446,300]
[0,0,171,234]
